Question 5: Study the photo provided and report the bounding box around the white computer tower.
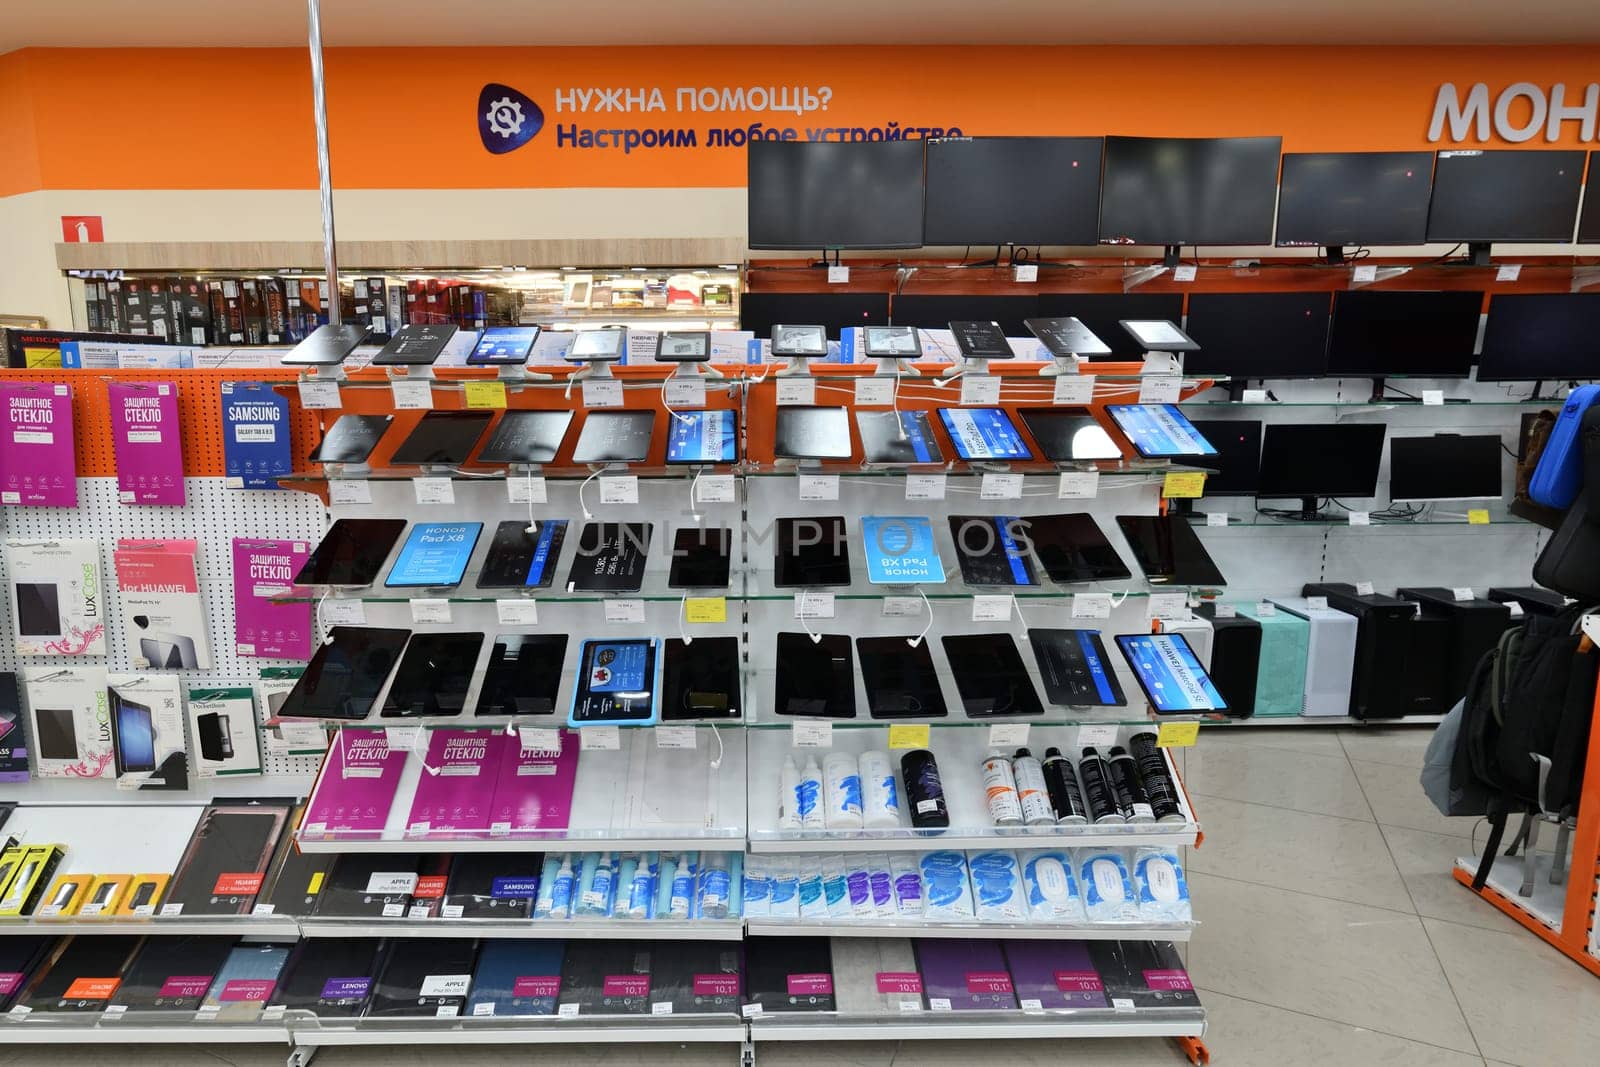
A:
[1268,597,1357,717]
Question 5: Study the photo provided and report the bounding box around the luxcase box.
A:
[6,539,107,656]
[24,666,112,777]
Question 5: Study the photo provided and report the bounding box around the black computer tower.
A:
[1194,604,1262,718]
[1302,583,1420,719]
[1487,586,1568,619]
[1397,588,1514,706]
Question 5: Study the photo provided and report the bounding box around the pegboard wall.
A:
[1,477,329,792]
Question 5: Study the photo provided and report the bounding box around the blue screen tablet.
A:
[937,407,1033,461]
[1106,404,1218,458]
[1114,631,1228,714]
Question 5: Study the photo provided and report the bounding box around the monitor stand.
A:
[1324,245,1347,265]
[1169,497,1198,517]
[1295,496,1323,521]
[1163,245,1183,268]
[1466,242,1493,267]
[1226,379,1249,402]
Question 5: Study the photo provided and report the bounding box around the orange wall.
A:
[7,44,1600,197]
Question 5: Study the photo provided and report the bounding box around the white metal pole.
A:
[306,0,341,324]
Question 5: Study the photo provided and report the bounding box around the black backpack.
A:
[1458,602,1598,890]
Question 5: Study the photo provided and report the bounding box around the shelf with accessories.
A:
[296,915,743,941]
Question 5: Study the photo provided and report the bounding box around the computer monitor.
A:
[1275,151,1435,248]
[892,295,1036,338]
[1580,153,1600,243]
[747,140,926,250]
[1186,420,1263,496]
[1477,293,1600,382]
[1389,434,1504,502]
[740,292,890,339]
[1326,290,1483,379]
[923,136,1103,246]
[1034,293,1185,357]
[1182,292,1332,379]
[1426,149,1585,244]
[1256,423,1388,516]
[1099,136,1282,247]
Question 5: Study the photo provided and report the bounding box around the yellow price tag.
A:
[464,381,508,409]
[685,597,727,624]
[1467,509,1490,525]
[306,871,325,894]
[887,724,930,750]
[1162,471,1206,499]
[1156,721,1200,748]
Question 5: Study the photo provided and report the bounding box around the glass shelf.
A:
[1178,397,1562,409]
[1182,509,1531,529]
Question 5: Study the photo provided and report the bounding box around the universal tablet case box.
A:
[23,665,111,778]
[232,537,312,659]
[0,845,65,916]
[187,686,262,778]
[1002,940,1110,1010]
[744,936,835,1012]
[219,381,292,489]
[406,729,502,835]
[1086,940,1199,1008]
[653,942,743,1014]
[272,938,383,1017]
[830,937,921,1014]
[0,381,77,506]
[442,852,543,918]
[488,730,580,831]
[114,538,213,669]
[107,380,185,504]
[107,672,187,790]
[466,941,565,1017]
[6,538,107,655]
[558,941,654,1015]
[0,672,30,782]
[569,638,662,727]
[110,935,239,1011]
[0,935,57,1012]
[861,515,944,585]
[302,731,409,837]
[914,938,1018,1011]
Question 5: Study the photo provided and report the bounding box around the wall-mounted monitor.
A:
[1275,151,1435,247]
[747,140,925,250]
[1183,291,1332,379]
[1099,135,1282,246]
[923,136,1103,246]
[1477,292,1600,382]
[1326,289,1483,378]
[1426,149,1585,243]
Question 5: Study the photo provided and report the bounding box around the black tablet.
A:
[774,406,852,460]
[282,323,371,367]
[295,518,408,587]
[308,414,393,465]
[275,626,411,720]
[856,636,949,719]
[476,635,569,717]
[476,519,568,589]
[947,515,1038,587]
[572,411,655,464]
[656,331,712,362]
[1020,512,1132,583]
[774,516,851,587]
[1018,410,1123,463]
[855,410,945,465]
[566,522,652,592]
[467,325,541,366]
[371,323,459,366]
[1116,514,1227,586]
[1028,628,1127,707]
[668,527,733,589]
[940,633,1044,717]
[389,411,495,465]
[475,410,574,465]
[661,636,742,721]
[773,632,856,718]
[380,632,486,718]
[949,320,1015,359]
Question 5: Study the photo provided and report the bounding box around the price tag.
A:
[324,598,367,625]
[1138,374,1182,404]
[685,597,727,623]
[1307,596,1330,610]
[1020,998,1045,1014]
[1172,264,1198,282]
[496,599,539,625]
[1077,723,1119,748]
[656,725,697,750]
[410,598,452,624]
[414,477,455,505]
[664,378,706,407]
[1112,997,1136,1014]
[9,1005,31,1018]
[905,473,946,500]
[1215,604,1237,619]
[1162,471,1206,498]
[1157,721,1200,748]
[580,726,622,751]
[464,381,508,409]
[1497,264,1522,282]
[519,726,561,752]
[559,1002,581,1017]
[251,903,276,917]
[604,599,646,623]
[1452,586,1475,602]
[929,997,953,1013]
[1507,601,1525,618]
[161,903,184,917]
[328,479,372,505]
[799,473,840,501]
[1149,592,1188,620]
[695,474,737,503]
[888,724,930,750]
[408,903,431,919]
[507,475,547,504]
[988,723,1029,747]
[1013,263,1038,283]
[1355,581,1375,596]
[827,265,850,284]
[600,475,640,504]
[1422,389,1445,406]
[1348,510,1371,526]
[882,596,922,617]
[1241,388,1269,404]
[972,595,1013,622]
[980,472,1024,500]
[795,591,836,619]
[385,727,422,751]
[793,721,833,748]
[582,379,624,408]
[741,1003,763,1018]
[1352,265,1378,283]
[297,380,341,409]
[960,375,1000,406]
[1255,600,1277,617]
[1468,508,1490,525]
[1072,593,1113,619]
[390,380,433,409]
[261,1004,286,1021]
[1052,375,1095,405]
[1057,471,1099,499]
[102,1003,127,1019]
[854,378,894,405]
[651,1001,674,1016]
[776,378,816,405]
[1206,511,1228,527]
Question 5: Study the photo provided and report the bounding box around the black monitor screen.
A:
[1183,291,1332,378]
[1187,420,1262,496]
[893,295,1036,338]
[747,140,925,250]
[1326,290,1483,377]
[1276,151,1435,247]
[1034,293,1185,357]
[1099,136,1282,246]
[1580,152,1600,243]
[740,292,890,339]
[1477,293,1600,382]
[1426,149,1585,243]
[1389,434,1504,502]
[1257,423,1388,500]
[923,136,1103,246]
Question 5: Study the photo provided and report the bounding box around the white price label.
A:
[580,726,622,751]
[1057,471,1099,499]
[408,904,431,919]
[252,904,276,917]
[793,721,833,748]
[1255,600,1277,617]
[1241,388,1269,404]
[1355,581,1375,596]
[740,1003,763,1018]
[656,725,697,750]
[929,997,953,1013]
[1112,997,1136,1014]
[1307,596,1330,610]
[518,726,561,752]
[980,472,1024,500]
[582,379,624,408]
[1052,375,1095,405]
[798,473,840,501]
[161,903,184,917]
[559,1002,581,1017]
[414,477,455,505]
[600,475,640,504]
[604,599,646,623]
[1013,263,1039,283]
[795,591,836,619]
[297,380,341,409]
[496,599,539,625]
[1077,723,1120,748]
[1072,592,1113,619]
[329,479,372,505]
[103,1004,127,1019]
[410,598,452,624]
[854,378,894,405]
[663,378,706,407]
[261,1004,286,1021]
[1206,511,1228,527]
[323,598,367,625]
[1507,601,1525,618]
[385,727,422,751]
[776,378,816,405]
[881,596,922,617]
[1215,603,1237,619]
[473,1002,495,1016]
[1149,592,1188,620]
[1352,265,1378,283]
[905,473,946,500]
[1138,374,1182,404]
[1452,586,1475,602]
[695,474,737,503]
[651,1001,673,1016]
[507,476,547,504]
[972,594,1013,622]
[1020,998,1044,1014]
[1497,264,1522,281]
[827,265,850,284]
[1422,389,1445,406]
[960,375,1000,406]
[988,723,1030,747]
[1172,264,1198,282]
[390,379,433,410]
[1348,510,1371,526]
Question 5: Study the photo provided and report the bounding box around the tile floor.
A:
[3,726,1596,1067]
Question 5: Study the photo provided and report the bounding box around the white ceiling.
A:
[4,0,1600,49]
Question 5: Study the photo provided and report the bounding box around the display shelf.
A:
[1178,397,1560,409]
[293,828,745,855]
[1183,509,1530,529]
[1206,713,1445,728]
[280,463,737,486]
[0,914,301,938]
[746,1006,1207,1042]
[748,824,1198,854]
[1453,851,1567,931]
[285,1014,747,1046]
[743,918,1193,942]
[296,916,742,940]
[1,1018,289,1044]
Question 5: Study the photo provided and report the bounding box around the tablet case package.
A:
[651,942,743,1015]
[466,940,564,1018]
[116,874,170,916]
[365,937,479,1018]
[36,873,91,917]
[258,667,327,757]
[23,665,111,778]
[5,539,107,655]
[1086,940,1200,1008]
[231,538,312,659]
[1002,940,1109,1010]
[271,938,383,1017]
[219,380,293,489]
[487,730,580,832]
[0,845,66,916]
[201,943,292,1011]
[914,938,1018,1012]
[107,380,185,504]
[114,539,213,670]
[187,687,263,778]
[165,802,291,915]
[303,731,409,837]
[557,940,653,1016]
[0,934,58,1012]
[441,852,542,919]
[0,671,31,783]
[313,854,422,918]
[81,874,133,916]
[831,937,922,1015]
[19,935,142,1011]
[110,935,240,1012]
[107,672,187,790]
[0,381,77,507]
[407,730,501,835]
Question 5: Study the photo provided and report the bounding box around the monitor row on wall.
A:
[747,138,1600,250]
[740,289,1600,382]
